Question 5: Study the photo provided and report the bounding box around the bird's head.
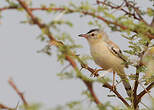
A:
[78,29,107,44]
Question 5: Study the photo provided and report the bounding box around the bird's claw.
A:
[90,68,104,77]
[80,64,104,77]
[80,63,88,71]
[90,68,99,77]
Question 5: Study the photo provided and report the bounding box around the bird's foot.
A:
[80,63,88,71]
[80,64,104,77]
[90,68,104,77]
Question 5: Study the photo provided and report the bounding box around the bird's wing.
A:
[106,41,128,66]
[106,41,131,96]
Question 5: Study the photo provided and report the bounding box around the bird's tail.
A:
[116,67,132,98]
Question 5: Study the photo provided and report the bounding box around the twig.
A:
[0,104,14,110]
[0,6,64,11]
[138,80,152,98]
[123,0,145,23]
[96,0,142,22]
[137,82,154,103]
[81,64,130,107]
[133,65,140,109]
[132,41,151,109]
[83,81,102,105]
[0,5,153,39]
[8,78,28,108]
[0,5,127,30]
[140,101,151,110]
[103,83,130,107]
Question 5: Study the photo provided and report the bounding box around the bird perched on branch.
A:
[78,29,132,97]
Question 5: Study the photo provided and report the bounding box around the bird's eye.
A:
[91,33,95,36]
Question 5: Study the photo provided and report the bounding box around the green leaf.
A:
[37,45,52,56]
[66,101,81,109]
[57,71,74,79]
[147,8,154,16]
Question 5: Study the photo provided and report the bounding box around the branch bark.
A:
[83,81,102,105]
[103,83,130,107]
[137,82,154,103]
[123,0,145,22]
[81,64,130,108]
[133,43,150,109]
[8,78,28,109]
[0,104,14,110]
[96,0,145,23]
[133,66,140,109]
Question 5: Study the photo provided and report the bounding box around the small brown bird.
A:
[79,29,132,97]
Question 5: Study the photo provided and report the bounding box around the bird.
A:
[78,28,132,97]
[141,47,154,84]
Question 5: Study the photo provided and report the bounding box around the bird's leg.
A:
[112,71,116,91]
[91,68,104,77]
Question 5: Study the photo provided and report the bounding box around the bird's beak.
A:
[78,34,88,38]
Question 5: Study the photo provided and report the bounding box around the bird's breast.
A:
[90,42,123,70]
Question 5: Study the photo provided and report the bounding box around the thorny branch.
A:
[16,0,103,107]
[0,104,14,110]
[0,6,65,11]
[8,78,28,109]
[0,5,154,39]
[133,42,151,109]
[81,64,130,107]
[133,65,140,109]
[123,0,144,22]
[83,81,102,105]
[137,82,154,104]
[103,83,130,107]
[96,0,147,24]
